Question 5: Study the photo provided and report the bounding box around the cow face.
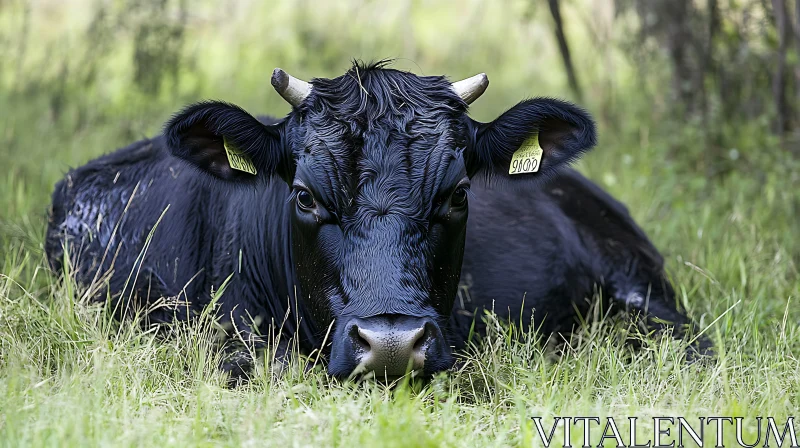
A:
[165,62,596,379]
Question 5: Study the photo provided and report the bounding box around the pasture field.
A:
[1,1,798,446]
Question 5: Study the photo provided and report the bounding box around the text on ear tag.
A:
[223,136,258,175]
[509,132,543,175]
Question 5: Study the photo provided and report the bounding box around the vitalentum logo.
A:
[529,417,798,448]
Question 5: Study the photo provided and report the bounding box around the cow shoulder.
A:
[543,168,664,274]
[461,182,595,297]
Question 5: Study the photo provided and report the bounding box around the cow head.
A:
[165,61,596,379]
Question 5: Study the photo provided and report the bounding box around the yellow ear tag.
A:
[509,132,543,175]
[223,136,258,175]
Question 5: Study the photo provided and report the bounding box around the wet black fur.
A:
[46,61,711,380]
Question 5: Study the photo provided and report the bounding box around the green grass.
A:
[1,1,799,446]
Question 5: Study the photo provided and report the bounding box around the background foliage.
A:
[0,0,798,446]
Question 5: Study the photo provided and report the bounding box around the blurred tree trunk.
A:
[629,0,702,116]
[771,0,791,135]
[702,0,721,167]
[795,0,800,110]
[703,0,720,120]
[547,0,583,100]
[663,0,697,115]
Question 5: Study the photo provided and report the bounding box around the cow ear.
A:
[164,101,289,182]
[466,98,596,183]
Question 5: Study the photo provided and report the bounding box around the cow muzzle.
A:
[329,315,450,379]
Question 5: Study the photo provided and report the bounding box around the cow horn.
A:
[451,73,489,105]
[271,68,312,107]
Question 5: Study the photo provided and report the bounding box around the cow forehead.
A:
[293,65,469,219]
[296,111,464,221]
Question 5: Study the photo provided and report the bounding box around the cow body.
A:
[46,63,711,380]
[47,134,314,343]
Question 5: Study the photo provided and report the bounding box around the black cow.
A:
[45,62,711,380]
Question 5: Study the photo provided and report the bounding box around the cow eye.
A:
[451,187,468,207]
[296,189,317,210]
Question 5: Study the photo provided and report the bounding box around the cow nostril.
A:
[411,326,427,352]
[351,326,371,351]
